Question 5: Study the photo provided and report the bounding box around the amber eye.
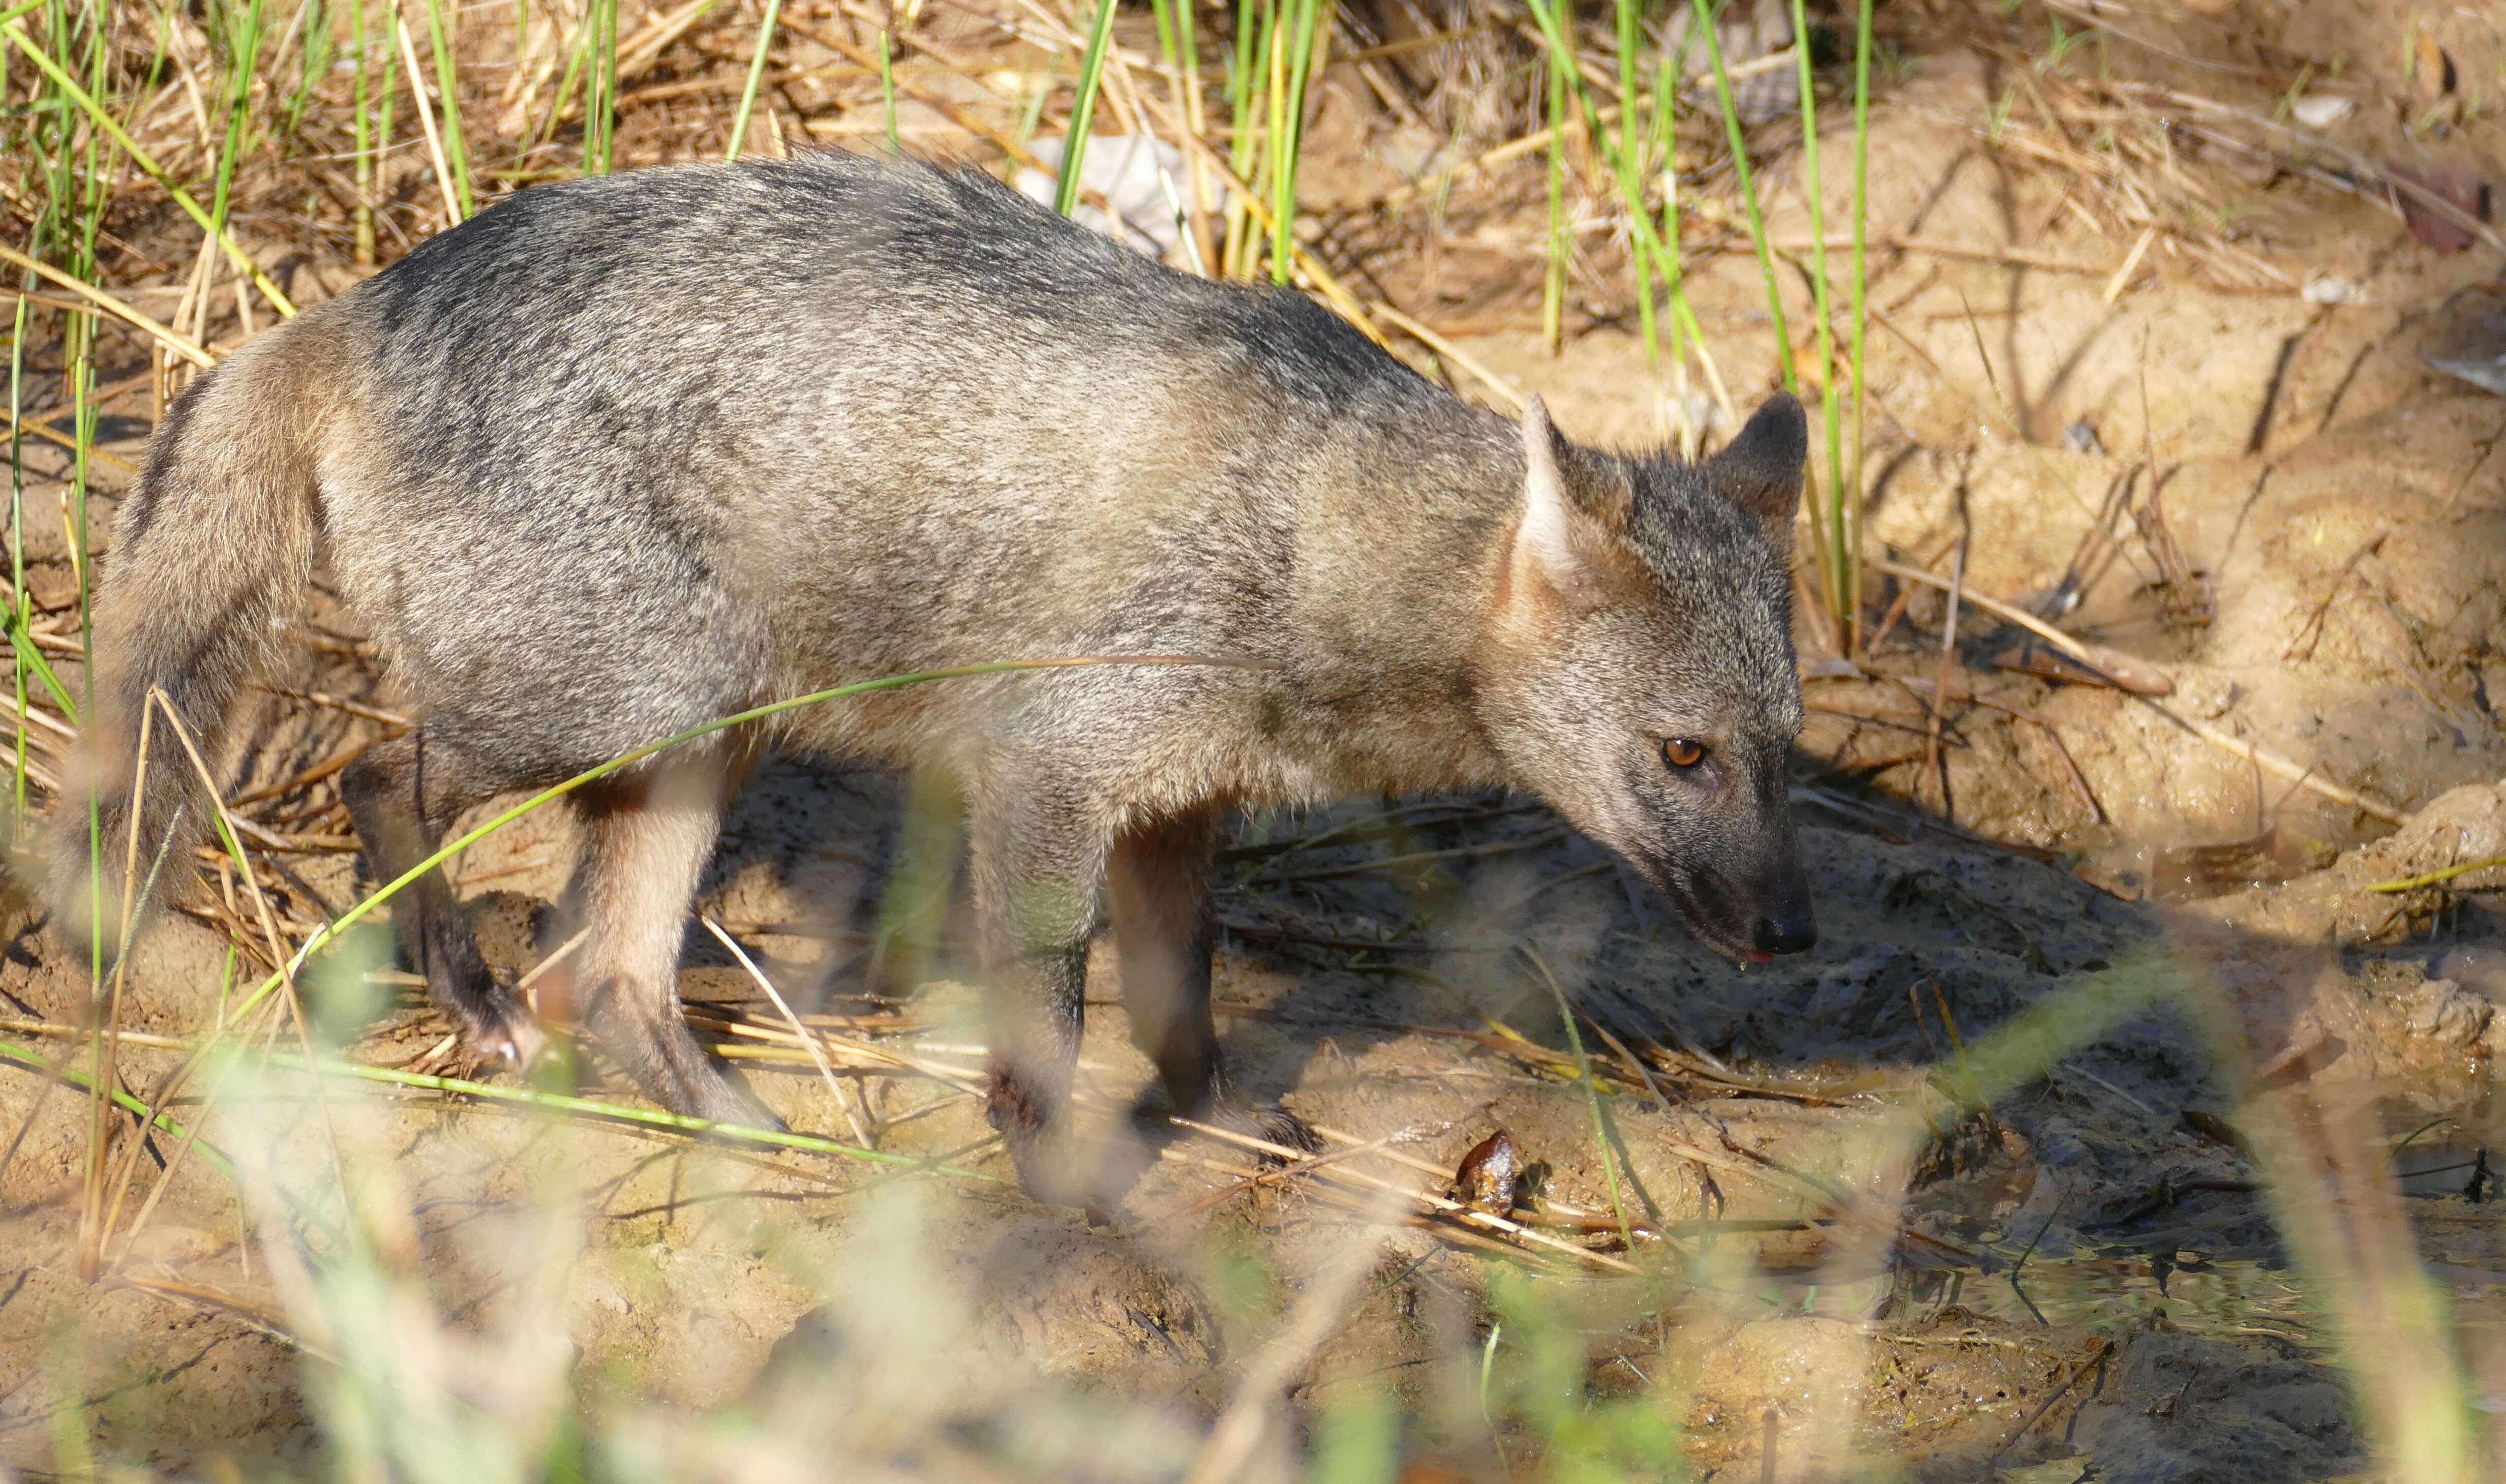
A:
[1663,737,1707,770]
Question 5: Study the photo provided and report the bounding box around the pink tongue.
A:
[1744,949,1773,964]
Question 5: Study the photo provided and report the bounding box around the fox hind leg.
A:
[967,776,1108,1205]
[340,728,541,1066]
[558,752,772,1127]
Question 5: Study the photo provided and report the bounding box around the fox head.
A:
[1475,390,1814,963]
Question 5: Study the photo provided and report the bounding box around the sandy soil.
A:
[7,1,2506,1479]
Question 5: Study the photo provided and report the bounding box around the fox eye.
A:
[1662,737,1707,770]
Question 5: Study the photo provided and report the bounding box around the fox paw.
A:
[472,1005,548,1071]
[1129,1086,1317,1163]
[1212,1099,1320,1164]
[447,975,547,1071]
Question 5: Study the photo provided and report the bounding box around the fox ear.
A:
[1515,397,1607,606]
[1709,391,1808,551]
[1518,397,1577,566]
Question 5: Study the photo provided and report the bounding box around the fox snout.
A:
[1749,881,1817,960]
[1650,842,1816,965]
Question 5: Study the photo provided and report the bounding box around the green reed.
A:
[726,0,787,160]
[419,0,475,213]
[1054,0,1121,216]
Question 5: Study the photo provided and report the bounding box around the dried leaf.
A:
[2415,31,2457,109]
[2390,163,2489,254]
[1989,636,2175,696]
[2181,1108,2255,1158]
[1453,1129,1520,1215]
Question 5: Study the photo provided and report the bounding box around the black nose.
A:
[1754,914,1817,955]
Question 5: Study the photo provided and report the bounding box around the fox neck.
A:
[1279,410,1525,798]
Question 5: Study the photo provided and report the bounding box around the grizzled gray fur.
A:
[67,148,1814,1204]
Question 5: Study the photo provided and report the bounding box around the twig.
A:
[687,1006,989,1092]
[1894,676,2104,823]
[1988,1340,2115,1464]
[248,686,412,729]
[2368,855,2506,894]
[2101,226,2156,304]
[2157,86,2506,259]
[1772,233,2109,277]
[1141,1130,1404,1227]
[1169,1115,1642,1274]
[1244,827,1568,887]
[226,735,398,812]
[0,241,215,367]
[0,403,140,474]
[116,1276,329,1359]
[2136,699,2405,826]
[2008,1182,2071,1326]
[1922,544,1964,811]
[1871,558,2173,696]
[395,13,463,228]
[700,914,872,1146]
[1368,300,1526,412]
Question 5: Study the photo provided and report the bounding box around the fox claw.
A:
[1210,1099,1318,1164]
[477,1013,548,1070]
[1251,1104,1320,1160]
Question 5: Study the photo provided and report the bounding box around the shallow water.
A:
[1962,1251,2328,1352]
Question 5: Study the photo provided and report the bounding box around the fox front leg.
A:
[1108,806,1225,1116]
[1110,806,1318,1158]
[968,780,1106,1206]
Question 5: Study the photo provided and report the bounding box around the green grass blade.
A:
[283,0,333,139]
[419,0,474,216]
[373,0,400,225]
[73,0,107,990]
[206,0,266,241]
[1845,0,1875,650]
[1054,0,1121,217]
[585,0,619,174]
[1787,0,1843,634]
[7,288,29,807]
[351,0,374,263]
[1614,0,1656,365]
[0,1038,240,1184]
[878,29,898,157]
[1522,950,1636,1255]
[1170,0,1202,186]
[1653,50,1688,400]
[531,1,592,150]
[1172,0,1200,88]
[1688,0,1789,392]
[1270,0,1321,285]
[4,610,76,721]
[726,0,787,161]
[1223,0,1274,278]
[1543,42,1567,354]
[315,1059,1004,1176]
[1518,0,1679,366]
